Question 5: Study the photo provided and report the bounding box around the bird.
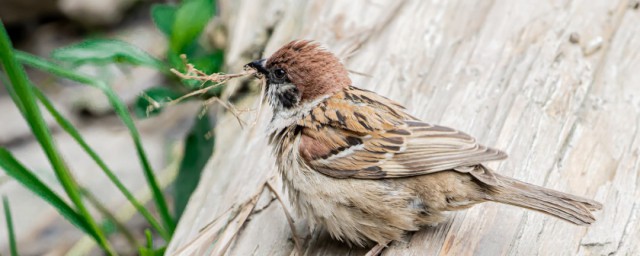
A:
[245,40,602,253]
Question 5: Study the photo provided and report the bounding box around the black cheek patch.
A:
[278,86,300,109]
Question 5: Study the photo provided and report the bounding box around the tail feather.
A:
[488,173,602,225]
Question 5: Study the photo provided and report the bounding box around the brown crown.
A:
[266,40,351,103]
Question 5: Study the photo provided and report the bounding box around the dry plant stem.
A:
[170,54,255,84]
[161,54,263,129]
[266,181,304,255]
[207,183,266,256]
[249,79,268,129]
[364,241,390,256]
[170,82,226,103]
[201,97,251,128]
[172,183,267,256]
[172,178,306,256]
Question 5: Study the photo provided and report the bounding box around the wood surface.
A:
[167,0,640,255]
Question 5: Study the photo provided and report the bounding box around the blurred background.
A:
[1,0,639,255]
[0,0,252,254]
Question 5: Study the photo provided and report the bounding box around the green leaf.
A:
[52,39,165,70]
[166,50,204,89]
[134,87,182,118]
[189,50,225,95]
[191,49,224,74]
[167,51,184,71]
[2,196,19,256]
[0,149,100,243]
[174,111,214,220]
[181,78,202,90]
[151,4,177,36]
[173,50,225,90]
[170,0,214,53]
[154,247,167,255]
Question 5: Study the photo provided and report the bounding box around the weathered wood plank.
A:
[167,0,640,255]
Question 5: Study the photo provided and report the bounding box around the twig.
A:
[145,54,265,129]
[172,182,268,256]
[201,97,251,128]
[266,181,304,255]
[251,79,268,128]
[364,241,391,256]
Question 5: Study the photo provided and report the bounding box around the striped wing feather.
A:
[298,87,507,179]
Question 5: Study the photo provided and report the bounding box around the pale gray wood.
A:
[167,0,640,255]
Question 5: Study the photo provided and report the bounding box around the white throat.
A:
[267,89,330,134]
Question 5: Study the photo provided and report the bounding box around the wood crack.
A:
[609,202,638,255]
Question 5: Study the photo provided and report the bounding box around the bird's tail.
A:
[487,173,602,225]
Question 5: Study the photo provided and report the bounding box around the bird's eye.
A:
[274,68,286,79]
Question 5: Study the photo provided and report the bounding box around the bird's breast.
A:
[267,129,426,245]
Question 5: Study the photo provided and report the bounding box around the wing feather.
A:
[298,86,507,179]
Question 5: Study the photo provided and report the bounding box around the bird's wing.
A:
[297,86,507,180]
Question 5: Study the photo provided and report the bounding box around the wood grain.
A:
[167,0,640,255]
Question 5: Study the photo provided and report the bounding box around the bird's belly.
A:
[281,161,426,246]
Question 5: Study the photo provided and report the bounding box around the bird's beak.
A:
[245,58,268,76]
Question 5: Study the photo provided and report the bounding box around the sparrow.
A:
[245,40,602,251]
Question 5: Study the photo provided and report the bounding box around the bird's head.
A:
[245,40,351,111]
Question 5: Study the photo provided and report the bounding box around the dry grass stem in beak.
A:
[142,54,267,128]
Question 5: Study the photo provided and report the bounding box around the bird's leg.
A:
[364,240,391,256]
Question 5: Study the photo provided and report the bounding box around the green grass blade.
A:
[15,51,95,85]
[0,149,101,243]
[33,87,170,240]
[101,88,176,234]
[80,188,139,249]
[0,21,113,253]
[138,229,165,256]
[51,39,166,71]
[15,51,176,234]
[2,196,19,256]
